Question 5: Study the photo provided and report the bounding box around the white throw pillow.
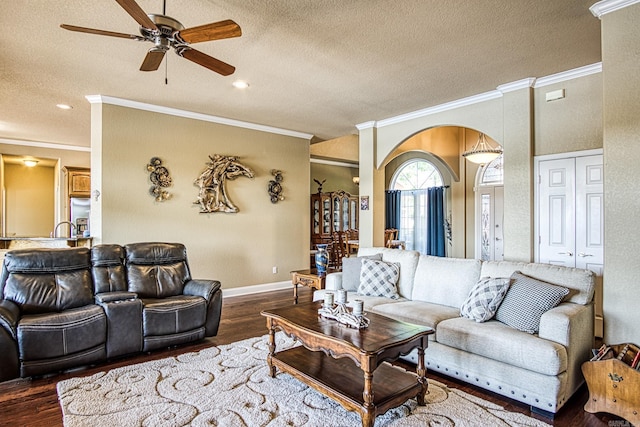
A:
[495,271,569,334]
[460,277,510,322]
[357,258,400,299]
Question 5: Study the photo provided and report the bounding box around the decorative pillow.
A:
[495,271,570,334]
[341,254,383,291]
[357,258,400,299]
[460,277,510,322]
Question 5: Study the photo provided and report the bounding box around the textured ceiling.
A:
[0,1,601,147]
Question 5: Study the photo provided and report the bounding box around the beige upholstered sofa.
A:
[313,247,595,415]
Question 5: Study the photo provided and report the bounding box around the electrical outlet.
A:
[272,266,278,274]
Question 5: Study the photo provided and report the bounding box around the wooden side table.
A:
[290,268,334,304]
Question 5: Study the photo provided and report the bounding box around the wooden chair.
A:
[345,229,359,255]
[384,228,406,250]
[329,232,347,269]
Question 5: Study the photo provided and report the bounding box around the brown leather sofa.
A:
[0,242,222,382]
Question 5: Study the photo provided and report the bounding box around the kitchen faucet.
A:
[51,221,77,238]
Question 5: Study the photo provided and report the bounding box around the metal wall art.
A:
[194,154,254,213]
[267,169,284,203]
[147,157,172,202]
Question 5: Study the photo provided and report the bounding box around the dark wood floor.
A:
[0,287,625,426]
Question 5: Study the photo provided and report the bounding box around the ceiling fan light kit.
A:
[61,0,241,76]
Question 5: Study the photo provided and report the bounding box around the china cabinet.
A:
[311,190,358,247]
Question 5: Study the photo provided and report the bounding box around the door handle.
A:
[558,251,574,256]
[578,252,594,257]
[495,237,502,241]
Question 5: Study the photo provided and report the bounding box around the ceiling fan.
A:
[60,0,241,76]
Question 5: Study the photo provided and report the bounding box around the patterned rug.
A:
[57,334,550,426]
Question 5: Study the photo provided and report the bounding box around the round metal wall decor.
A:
[147,157,172,202]
[268,169,284,203]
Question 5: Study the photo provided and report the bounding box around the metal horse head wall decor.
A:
[194,154,254,213]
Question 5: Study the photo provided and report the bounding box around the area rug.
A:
[57,333,550,426]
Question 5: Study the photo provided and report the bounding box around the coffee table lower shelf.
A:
[271,345,423,426]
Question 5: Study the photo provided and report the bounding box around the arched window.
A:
[390,159,443,253]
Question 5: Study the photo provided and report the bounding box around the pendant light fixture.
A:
[462,133,503,165]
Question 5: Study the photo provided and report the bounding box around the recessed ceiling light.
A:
[232,80,249,89]
[23,159,39,167]
[56,104,73,110]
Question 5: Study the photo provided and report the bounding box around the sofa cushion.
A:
[341,254,382,291]
[495,272,569,334]
[460,277,510,322]
[358,259,400,299]
[91,244,127,294]
[480,261,594,305]
[412,256,482,308]
[358,248,421,298]
[436,316,568,376]
[17,305,106,360]
[141,296,206,336]
[371,300,459,341]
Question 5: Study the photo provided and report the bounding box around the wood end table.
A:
[290,268,337,304]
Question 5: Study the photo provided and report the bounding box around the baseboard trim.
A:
[222,281,292,298]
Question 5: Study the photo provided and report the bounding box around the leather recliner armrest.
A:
[183,279,222,337]
[183,279,221,301]
[0,299,20,339]
[95,292,138,304]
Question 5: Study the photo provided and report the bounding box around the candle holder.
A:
[318,297,369,329]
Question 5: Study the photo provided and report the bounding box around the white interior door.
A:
[538,158,576,267]
[575,155,604,273]
[537,152,604,337]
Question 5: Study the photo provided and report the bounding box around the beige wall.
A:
[310,134,358,163]
[310,162,359,195]
[92,103,311,289]
[600,4,640,345]
[534,73,603,156]
[366,73,603,262]
[0,144,91,235]
[3,163,55,237]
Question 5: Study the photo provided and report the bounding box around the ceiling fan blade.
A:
[115,0,158,31]
[175,20,241,44]
[60,24,144,40]
[177,47,235,76]
[140,49,166,71]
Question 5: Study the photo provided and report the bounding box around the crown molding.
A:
[355,121,376,131]
[534,63,602,88]
[376,90,503,129]
[310,157,359,168]
[85,95,314,141]
[497,78,537,93]
[590,0,640,18]
[0,138,91,152]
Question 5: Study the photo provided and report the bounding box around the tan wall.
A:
[370,74,603,262]
[0,144,90,230]
[310,162,359,195]
[601,4,640,345]
[4,163,55,237]
[310,134,358,162]
[93,104,310,289]
[534,73,603,155]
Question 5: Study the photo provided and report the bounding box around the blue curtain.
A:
[427,186,445,257]
[385,190,401,229]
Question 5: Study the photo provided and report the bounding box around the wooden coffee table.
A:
[261,302,434,427]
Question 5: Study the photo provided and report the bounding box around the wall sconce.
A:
[23,159,39,167]
[352,176,360,186]
[462,133,503,165]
